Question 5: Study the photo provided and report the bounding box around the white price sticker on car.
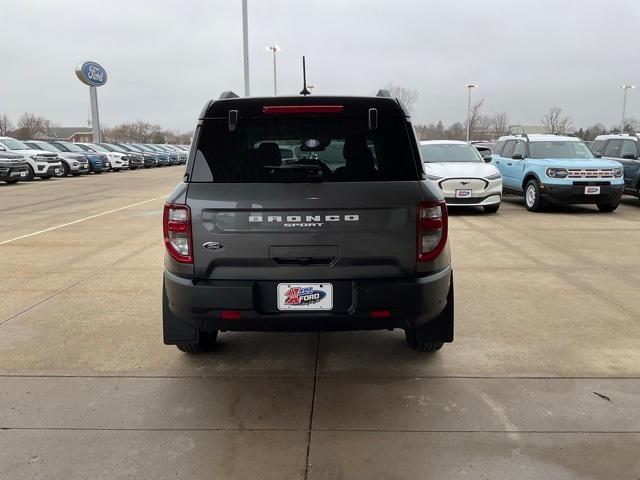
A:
[20,172,27,177]
[277,283,333,311]
[585,186,600,195]
[455,189,472,198]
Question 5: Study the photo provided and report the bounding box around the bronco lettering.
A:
[249,214,359,223]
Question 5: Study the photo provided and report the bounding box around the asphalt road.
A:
[1,168,639,479]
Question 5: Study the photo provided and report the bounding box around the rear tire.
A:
[483,204,500,213]
[4,179,19,184]
[404,332,444,352]
[176,331,218,353]
[524,180,543,212]
[59,163,69,177]
[597,202,618,212]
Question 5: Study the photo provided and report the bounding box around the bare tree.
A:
[541,106,574,134]
[446,122,466,140]
[623,117,639,134]
[467,99,484,140]
[382,82,419,113]
[14,113,52,139]
[0,114,12,136]
[490,112,509,137]
[103,121,193,144]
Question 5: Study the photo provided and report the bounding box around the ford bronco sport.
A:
[162,92,454,353]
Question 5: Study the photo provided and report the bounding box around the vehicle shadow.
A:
[447,206,489,216]
[501,195,609,215]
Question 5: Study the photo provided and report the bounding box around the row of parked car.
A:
[421,133,638,213]
[0,136,188,183]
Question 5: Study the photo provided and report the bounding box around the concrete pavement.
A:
[1,168,639,479]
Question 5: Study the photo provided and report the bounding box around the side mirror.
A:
[0,145,5,151]
[511,153,524,160]
[594,152,602,158]
[483,155,492,163]
[622,153,638,160]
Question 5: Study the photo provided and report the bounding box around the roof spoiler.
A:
[219,91,240,99]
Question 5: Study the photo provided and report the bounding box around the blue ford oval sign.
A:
[75,61,107,87]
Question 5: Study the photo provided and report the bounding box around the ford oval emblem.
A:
[75,61,108,87]
[203,241,224,251]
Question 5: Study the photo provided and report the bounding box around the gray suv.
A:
[592,134,640,200]
[162,92,454,353]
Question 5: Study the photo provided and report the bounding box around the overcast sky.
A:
[2,0,639,132]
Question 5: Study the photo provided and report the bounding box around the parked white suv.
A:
[419,140,502,213]
[0,137,62,180]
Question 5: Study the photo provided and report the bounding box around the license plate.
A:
[20,171,27,177]
[585,186,601,195]
[455,189,473,198]
[277,283,333,311]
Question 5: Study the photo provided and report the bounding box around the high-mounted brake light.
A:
[163,204,193,264]
[262,105,344,114]
[416,201,448,262]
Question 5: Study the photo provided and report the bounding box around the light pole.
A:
[266,45,280,95]
[466,84,477,142]
[621,85,635,133]
[242,0,250,96]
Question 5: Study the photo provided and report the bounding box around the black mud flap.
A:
[420,274,454,342]
[162,281,199,345]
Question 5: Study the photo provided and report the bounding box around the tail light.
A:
[163,204,192,263]
[417,201,448,262]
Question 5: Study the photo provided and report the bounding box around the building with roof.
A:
[47,126,93,142]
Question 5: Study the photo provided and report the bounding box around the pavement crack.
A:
[593,391,612,402]
[303,332,321,480]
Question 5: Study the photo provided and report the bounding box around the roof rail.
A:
[376,89,391,98]
[512,132,530,141]
[219,91,240,100]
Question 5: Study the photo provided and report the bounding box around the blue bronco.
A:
[491,134,624,212]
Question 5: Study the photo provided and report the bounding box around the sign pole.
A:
[242,0,250,97]
[89,86,101,143]
[76,61,107,142]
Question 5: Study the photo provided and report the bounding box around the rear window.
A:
[191,116,419,183]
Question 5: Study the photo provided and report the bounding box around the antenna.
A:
[300,56,311,96]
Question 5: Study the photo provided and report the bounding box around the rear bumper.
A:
[163,267,452,335]
[540,183,623,204]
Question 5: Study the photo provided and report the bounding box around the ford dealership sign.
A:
[75,61,107,87]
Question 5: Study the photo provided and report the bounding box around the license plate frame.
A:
[584,186,601,195]
[455,189,473,198]
[277,283,333,311]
